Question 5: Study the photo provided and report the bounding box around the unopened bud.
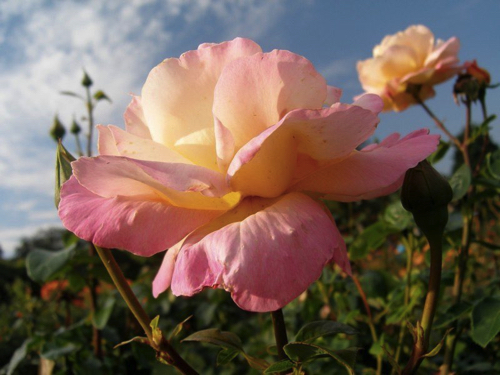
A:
[55,141,76,208]
[81,71,93,87]
[50,115,66,141]
[70,119,81,135]
[464,60,491,85]
[453,73,481,103]
[401,160,453,239]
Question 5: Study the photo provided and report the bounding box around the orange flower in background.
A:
[357,25,461,111]
[40,280,69,301]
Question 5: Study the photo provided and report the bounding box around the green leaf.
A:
[92,296,115,329]
[113,336,149,349]
[383,201,413,231]
[265,359,295,373]
[349,222,392,260]
[182,328,243,352]
[169,315,193,342]
[449,164,471,200]
[7,339,32,375]
[434,301,472,329]
[422,328,453,358]
[150,315,163,347]
[60,91,84,100]
[55,141,76,208]
[243,353,269,370]
[93,90,111,102]
[26,244,76,283]
[428,140,450,165]
[471,297,500,347]
[41,343,80,360]
[294,321,357,343]
[486,149,500,180]
[216,348,239,366]
[284,343,357,374]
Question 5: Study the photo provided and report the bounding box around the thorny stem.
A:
[271,309,289,362]
[392,235,415,375]
[353,275,382,375]
[94,246,198,375]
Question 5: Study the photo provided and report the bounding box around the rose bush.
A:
[357,25,461,111]
[59,38,438,312]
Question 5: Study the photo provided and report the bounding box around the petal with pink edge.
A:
[72,155,238,210]
[97,125,120,156]
[227,104,379,198]
[124,96,151,139]
[325,86,342,106]
[59,177,223,256]
[152,240,184,297]
[290,129,439,201]
[141,38,262,170]
[170,192,349,312]
[213,50,327,150]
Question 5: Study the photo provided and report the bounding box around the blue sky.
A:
[0,0,499,256]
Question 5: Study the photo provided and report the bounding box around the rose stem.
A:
[94,246,199,375]
[271,309,289,361]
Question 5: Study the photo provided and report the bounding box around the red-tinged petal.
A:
[291,129,440,201]
[72,156,238,210]
[105,125,192,164]
[227,104,379,198]
[169,193,348,312]
[141,38,262,170]
[124,96,151,139]
[213,50,327,150]
[58,176,223,256]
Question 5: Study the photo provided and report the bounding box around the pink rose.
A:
[357,25,461,111]
[59,38,439,312]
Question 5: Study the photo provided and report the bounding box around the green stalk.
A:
[271,309,289,361]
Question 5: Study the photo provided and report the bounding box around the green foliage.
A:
[471,297,500,348]
[26,244,77,283]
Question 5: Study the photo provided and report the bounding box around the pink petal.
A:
[213,50,327,150]
[325,86,342,106]
[170,193,349,312]
[124,96,151,139]
[105,125,192,164]
[425,37,460,69]
[290,129,440,201]
[227,104,379,198]
[97,125,120,156]
[59,177,222,256]
[141,38,262,169]
[72,156,237,210]
[152,240,183,297]
[353,93,384,114]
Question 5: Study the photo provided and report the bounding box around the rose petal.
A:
[325,86,343,106]
[124,96,151,139]
[227,104,379,198]
[152,240,184,297]
[290,129,440,201]
[97,125,120,156]
[213,49,327,150]
[170,192,348,312]
[353,93,384,114]
[141,38,262,169]
[59,177,223,256]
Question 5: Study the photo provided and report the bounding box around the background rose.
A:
[357,25,461,111]
[59,38,438,312]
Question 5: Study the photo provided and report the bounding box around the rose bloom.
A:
[59,38,438,312]
[357,25,461,112]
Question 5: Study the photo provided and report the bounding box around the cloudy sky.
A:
[1,0,499,256]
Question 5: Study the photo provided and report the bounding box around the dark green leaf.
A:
[92,297,115,329]
[349,222,392,260]
[487,150,500,180]
[265,359,295,373]
[294,321,357,343]
[113,336,149,349]
[216,348,239,366]
[182,328,243,352]
[428,141,450,165]
[26,244,76,282]
[55,141,76,208]
[284,343,357,374]
[449,164,471,200]
[422,328,453,358]
[243,353,269,370]
[434,301,473,328]
[93,90,111,102]
[471,297,500,347]
[41,343,79,360]
[383,201,413,231]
